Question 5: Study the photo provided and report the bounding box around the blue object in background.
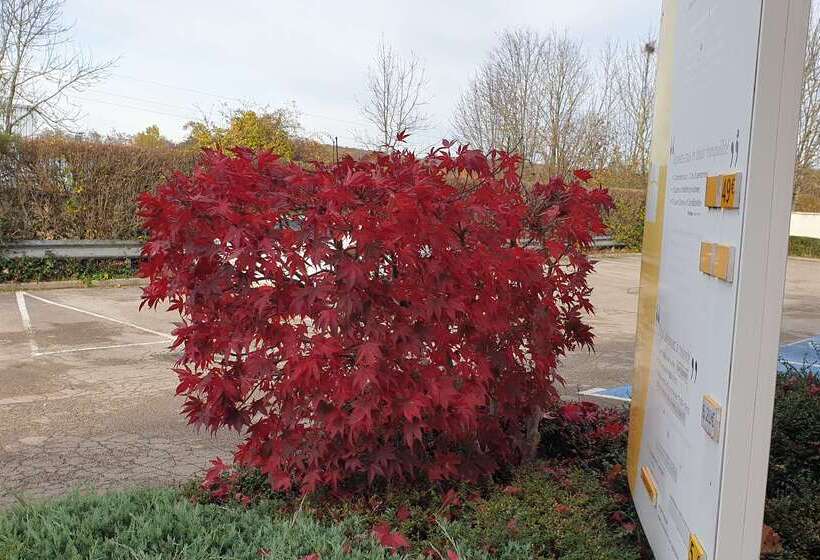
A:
[777,335,820,374]
[581,335,819,403]
[580,384,633,402]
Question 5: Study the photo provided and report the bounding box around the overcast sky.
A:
[62,0,660,149]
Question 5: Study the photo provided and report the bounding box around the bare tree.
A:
[0,0,115,135]
[359,38,428,149]
[541,30,590,174]
[453,28,549,164]
[574,40,621,170]
[797,6,820,172]
[614,36,656,174]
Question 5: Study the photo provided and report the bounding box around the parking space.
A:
[0,286,238,506]
[0,254,817,505]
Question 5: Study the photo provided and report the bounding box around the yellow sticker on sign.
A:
[688,533,706,560]
[640,465,658,505]
[704,176,720,208]
[712,244,734,282]
[699,242,715,275]
[720,172,741,209]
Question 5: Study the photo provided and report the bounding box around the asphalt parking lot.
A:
[1,254,818,505]
[0,285,238,506]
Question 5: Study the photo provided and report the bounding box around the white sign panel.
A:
[627,1,809,559]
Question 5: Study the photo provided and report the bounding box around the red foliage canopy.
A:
[138,142,612,493]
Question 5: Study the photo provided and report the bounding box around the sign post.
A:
[627,1,810,559]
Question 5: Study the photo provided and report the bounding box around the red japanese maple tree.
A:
[138,140,612,493]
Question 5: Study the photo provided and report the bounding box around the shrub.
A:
[764,369,819,560]
[538,400,628,473]
[788,236,820,259]
[139,141,612,493]
[0,135,195,241]
[604,189,645,250]
[184,108,298,159]
[0,256,134,283]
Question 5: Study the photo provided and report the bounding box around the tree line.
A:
[362,12,820,197]
[2,0,820,201]
[359,28,654,178]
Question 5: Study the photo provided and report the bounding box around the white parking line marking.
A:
[32,340,169,357]
[20,291,174,340]
[15,291,39,355]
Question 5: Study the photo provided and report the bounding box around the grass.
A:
[0,463,642,560]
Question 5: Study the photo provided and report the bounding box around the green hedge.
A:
[764,370,820,559]
[604,189,645,250]
[788,236,820,259]
[0,136,194,241]
[0,256,134,283]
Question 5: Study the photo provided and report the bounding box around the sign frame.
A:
[627,1,810,559]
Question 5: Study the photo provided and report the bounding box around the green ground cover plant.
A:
[0,462,641,560]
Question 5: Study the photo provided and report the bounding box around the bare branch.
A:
[358,37,429,149]
[0,0,116,135]
[797,4,820,172]
[613,35,656,174]
[453,28,549,164]
[541,30,590,174]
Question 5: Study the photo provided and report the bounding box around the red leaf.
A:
[447,550,460,560]
[139,139,612,496]
[761,524,783,555]
[502,485,522,495]
[605,464,624,486]
[554,503,570,514]
[372,522,411,550]
[396,505,411,522]
[560,403,584,423]
[441,489,461,508]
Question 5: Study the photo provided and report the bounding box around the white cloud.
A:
[62,0,660,148]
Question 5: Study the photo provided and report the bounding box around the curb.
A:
[0,277,145,293]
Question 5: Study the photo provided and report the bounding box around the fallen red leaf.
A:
[760,524,783,555]
[442,489,461,508]
[605,464,624,486]
[396,505,411,522]
[373,522,411,550]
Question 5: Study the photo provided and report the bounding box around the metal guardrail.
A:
[0,240,143,259]
[592,235,622,249]
[0,236,621,259]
